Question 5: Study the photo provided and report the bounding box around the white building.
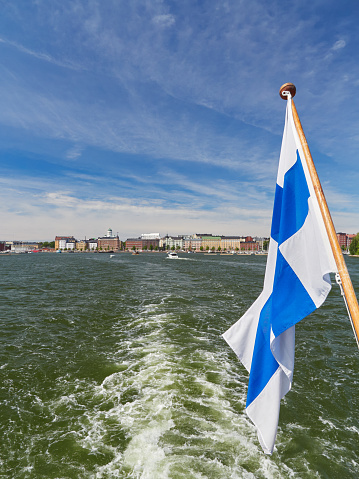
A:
[88,239,98,250]
[58,238,67,249]
[162,235,184,250]
[141,233,161,240]
[10,242,39,253]
[66,241,76,250]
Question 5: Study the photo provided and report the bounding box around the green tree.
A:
[200,246,203,251]
[263,240,269,251]
[349,234,359,255]
[40,241,55,249]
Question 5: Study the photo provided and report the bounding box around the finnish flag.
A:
[223,97,337,454]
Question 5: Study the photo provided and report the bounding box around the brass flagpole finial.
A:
[279,83,296,100]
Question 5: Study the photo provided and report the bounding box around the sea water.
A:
[0,253,358,478]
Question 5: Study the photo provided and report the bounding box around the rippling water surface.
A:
[1,252,358,478]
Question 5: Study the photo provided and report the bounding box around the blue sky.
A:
[1,0,359,241]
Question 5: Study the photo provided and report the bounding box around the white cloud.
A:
[66,144,83,160]
[152,14,175,28]
[332,39,346,51]
[0,36,83,71]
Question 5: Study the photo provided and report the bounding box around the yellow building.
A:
[220,236,245,251]
[76,240,88,251]
[201,236,221,250]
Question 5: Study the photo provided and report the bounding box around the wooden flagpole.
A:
[279,83,359,345]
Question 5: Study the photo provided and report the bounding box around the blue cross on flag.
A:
[223,97,338,454]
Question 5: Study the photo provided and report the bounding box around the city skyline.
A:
[4,230,267,244]
[1,2,359,241]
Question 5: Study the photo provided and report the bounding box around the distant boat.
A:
[56,250,62,253]
[132,251,139,255]
[110,254,115,258]
[167,252,179,259]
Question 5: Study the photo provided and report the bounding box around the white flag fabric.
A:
[222,97,338,454]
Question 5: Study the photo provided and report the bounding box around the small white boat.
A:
[110,254,115,258]
[167,252,179,259]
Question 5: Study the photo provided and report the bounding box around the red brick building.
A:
[336,232,356,250]
[0,241,10,252]
[141,239,159,250]
[337,232,348,249]
[97,236,120,251]
[241,241,259,252]
[125,238,142,251]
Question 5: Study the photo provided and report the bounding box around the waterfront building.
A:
[140,233,160,249]
[125,238,142,251]
[98,235,120,251]
[141,238,160,250]
[162,235,184,250]
[0,241,11,252]
[97,227,120,251]
[336,232,356,250]
[10,241,40,253]
[183,235,202,251]
[55,236,76,250]
[88,239,98,250]
[190,237,202,251]
[66,240,76,250]
[76,240,88,251]
[241,241,259,252]
[253,236,270,251]
[141,233,161,240]
[337,232,347,249]
[220,236,245,251]
[193,233,212,238]
[201,235,221,251]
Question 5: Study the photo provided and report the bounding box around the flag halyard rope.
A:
[335,273,359,348]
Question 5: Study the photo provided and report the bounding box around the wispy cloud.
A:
[152,14,175,28]
[332,39,346,51]
[66,145,83,160]
[0,36,83,71]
